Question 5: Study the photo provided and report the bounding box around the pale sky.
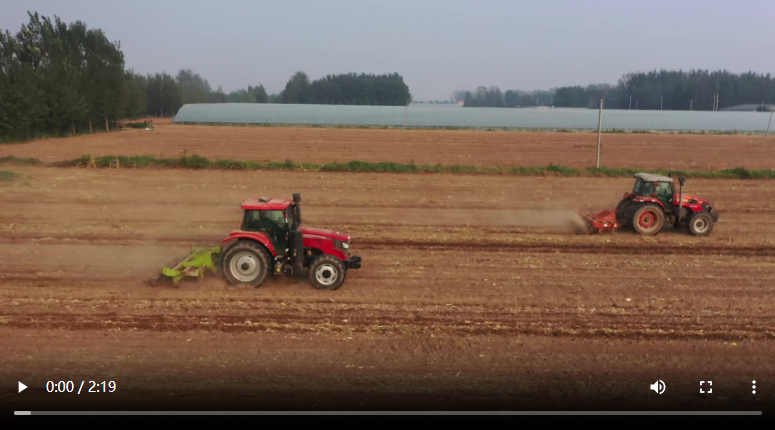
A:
[2,0,773,100]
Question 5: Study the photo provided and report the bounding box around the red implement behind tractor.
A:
[579,173,719,236]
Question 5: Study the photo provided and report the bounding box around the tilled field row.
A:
[2,305,773,340]
[2,233,775,256]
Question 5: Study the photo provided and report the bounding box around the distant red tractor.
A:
[221,193,361,289]
[581,173,719,236]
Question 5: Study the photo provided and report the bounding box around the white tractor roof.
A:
[634,172,673,182]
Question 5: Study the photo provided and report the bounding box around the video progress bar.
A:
[15,411,764,416]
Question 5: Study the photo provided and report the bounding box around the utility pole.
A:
[629,95,632,110]
[690,100,693,111]
[596,99,603,168]
[402,100,409,131]
[661,95,663,111]
[766,111,773,138]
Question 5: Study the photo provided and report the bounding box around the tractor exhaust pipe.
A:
[292,193,302,227]
[676,177,685,224]
[291,193,303,269]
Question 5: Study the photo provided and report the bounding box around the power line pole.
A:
[402,100,409,131]
[596,99,603,168]
[629,95,632,110]
[690,100,693,111]
[661,95,663,111]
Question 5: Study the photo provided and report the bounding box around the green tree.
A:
[504,90,518,107]
[146,72,181,116]
[177,69,211,104]
[0,28,48,140]
[124,70,147,118]
[283,71,310,103]
[208,86,227,103]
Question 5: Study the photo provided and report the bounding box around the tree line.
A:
[456,70,775,110]
[279,71,411,106]
[0,13,412,141]
[453,88,554,107]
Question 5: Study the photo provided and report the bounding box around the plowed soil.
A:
[2,119,774,170]
[0,165,773,411]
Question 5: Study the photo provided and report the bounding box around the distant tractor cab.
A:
[580,173,719,236]
[221,193,361,290]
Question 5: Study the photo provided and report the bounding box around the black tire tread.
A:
[686,211,715,236]
[308,255,347,290]
[631,203,665,236]
[221,240,271,288]
[615,198,632,227]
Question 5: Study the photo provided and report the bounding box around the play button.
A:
[18,382,27,393]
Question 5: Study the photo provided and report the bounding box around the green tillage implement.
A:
[161,246,222,282]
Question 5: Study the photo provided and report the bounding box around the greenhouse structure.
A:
[172,103,773,133]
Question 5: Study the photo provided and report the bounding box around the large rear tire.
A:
[631,203,665,236]
[615,198,632,227]
[222,241,271,288]
[687,212,714,236]
[309,255,347,290]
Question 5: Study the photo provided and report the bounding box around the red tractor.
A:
[581,173,719,236]
[220,193,361,289]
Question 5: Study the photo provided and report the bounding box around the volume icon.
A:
[650,380,666,395]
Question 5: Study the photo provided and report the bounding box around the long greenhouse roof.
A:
[171,103,772,132]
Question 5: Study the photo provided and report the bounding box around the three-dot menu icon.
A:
[752,380,756,395]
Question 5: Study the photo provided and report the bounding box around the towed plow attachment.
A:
[147,246,222,286]
[577,209,619,234]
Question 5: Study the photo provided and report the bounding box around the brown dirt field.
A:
[0,166,772,411]
[2,121,774,171]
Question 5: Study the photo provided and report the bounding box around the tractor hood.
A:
[679,194,712,205]
[299,226,349,241]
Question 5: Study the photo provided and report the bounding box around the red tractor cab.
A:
[615,173,719,236]
[220,193,361,290]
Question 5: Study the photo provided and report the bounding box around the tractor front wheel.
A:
[687,212,714,236]
[309,255,347,290]
[221,241,271,288]
[631,203,665,236]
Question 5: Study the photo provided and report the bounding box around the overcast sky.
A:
[2,0,774,100]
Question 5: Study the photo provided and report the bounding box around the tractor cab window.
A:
[243,210,286,232]
[656,182,673,198]
[263,210,286,232]
[242,210,289,253]
[633,179,654,196]
[243,210,262,231]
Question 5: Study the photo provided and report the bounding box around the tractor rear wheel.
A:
[309,255,347,290]
[687,212,714,236]
[221,241,271,288]
[631,203,665,236]
[615,198,632,227]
